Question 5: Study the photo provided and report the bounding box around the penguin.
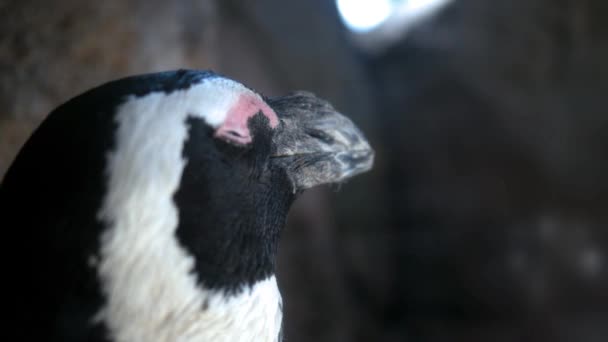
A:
[0,69,373,342]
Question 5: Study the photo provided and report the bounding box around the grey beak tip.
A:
[337,148,374,175]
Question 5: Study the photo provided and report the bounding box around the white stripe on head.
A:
[95,76,282,342]
[190,77,252,126]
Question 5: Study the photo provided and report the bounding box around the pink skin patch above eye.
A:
[215,94,279,145]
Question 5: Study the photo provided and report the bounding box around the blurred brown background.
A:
[2,0,608,341]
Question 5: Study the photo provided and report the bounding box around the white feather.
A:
[95,77,282,342]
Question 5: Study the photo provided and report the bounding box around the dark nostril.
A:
[306,129,335,145]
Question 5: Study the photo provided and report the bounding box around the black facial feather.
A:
[174,112,295,294]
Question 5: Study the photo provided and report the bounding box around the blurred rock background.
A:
[2,0,608,341]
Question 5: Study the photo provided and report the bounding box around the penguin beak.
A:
[267,91,374,191]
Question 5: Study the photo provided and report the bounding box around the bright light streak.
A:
[336,0,453,34]
[336,0,393,33]
[402,0,453,21]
